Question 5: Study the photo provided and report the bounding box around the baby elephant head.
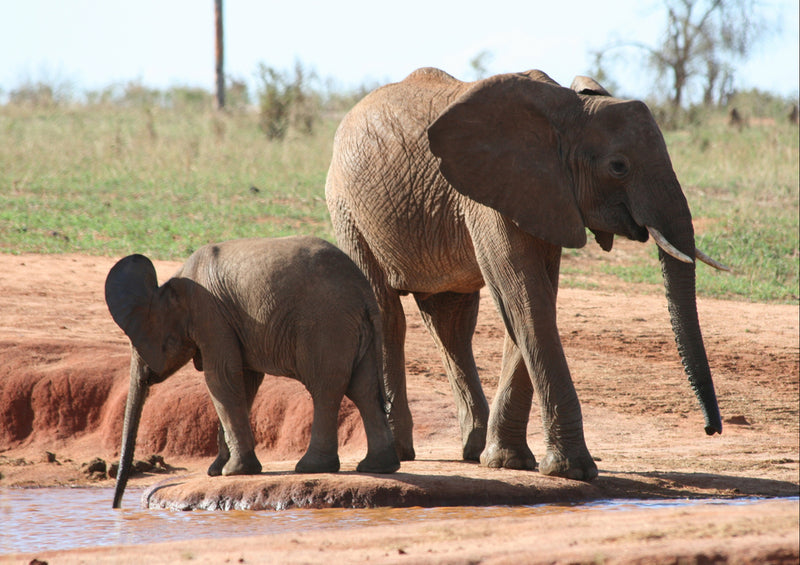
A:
[105,254,197,508]
[105,254,197,380]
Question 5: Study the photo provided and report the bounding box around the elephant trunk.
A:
[112,352,150,509]
[656,230,722,435]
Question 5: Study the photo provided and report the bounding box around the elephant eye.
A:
[609,158,629,178]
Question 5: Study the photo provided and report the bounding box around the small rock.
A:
[29,559,48,565]
[108,462,119,479]
[133,459,154,474]
[82,458,107,475]
[43,451,57,463]
[143,454,174,473]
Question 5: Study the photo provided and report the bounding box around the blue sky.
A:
[1,0,797,101]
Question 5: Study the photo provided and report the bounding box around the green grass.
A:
[1,102,797,303]
[1,105,335,259]
[668,116,798,303]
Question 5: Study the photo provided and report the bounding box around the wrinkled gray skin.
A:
[106,236,400,508]
[325,68,722,481]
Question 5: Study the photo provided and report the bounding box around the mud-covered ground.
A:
[1,248,798,564]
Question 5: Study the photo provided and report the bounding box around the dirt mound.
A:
[0,340,123,447]
[0,339,363,467]
[142,460,602,511]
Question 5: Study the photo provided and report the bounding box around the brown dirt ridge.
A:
[1,252,798,564]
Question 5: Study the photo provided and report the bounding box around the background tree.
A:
[595,0,772,109]
[468,50,494,80]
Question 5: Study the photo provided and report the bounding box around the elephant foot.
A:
[207,453,228,476]
[221,450,262,476]
[388,417,416,461]
[392,436,415,461]
[356,448,401,474]
[461,427,487,462]
[539,450,598,482]
[480,442,537,470]
[295,452,340,474]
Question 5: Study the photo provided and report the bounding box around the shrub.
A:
[255,61,321,140]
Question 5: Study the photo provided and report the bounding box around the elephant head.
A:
[427,71,724,437]
[105,254,198,508]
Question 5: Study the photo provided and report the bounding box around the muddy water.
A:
[0,487,785,555]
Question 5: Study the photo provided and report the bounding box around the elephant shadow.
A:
[593,470,800,500]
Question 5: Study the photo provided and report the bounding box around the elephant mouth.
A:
[630,222,649,243]
[616,204,648,242]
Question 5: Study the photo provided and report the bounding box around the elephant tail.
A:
[358,299,390,415]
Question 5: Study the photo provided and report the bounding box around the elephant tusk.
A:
[695,248,731,272]
[647,226,693,264]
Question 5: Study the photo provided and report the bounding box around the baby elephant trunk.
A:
[112,353,150,509]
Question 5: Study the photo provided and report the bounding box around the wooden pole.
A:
[214,0,225,110]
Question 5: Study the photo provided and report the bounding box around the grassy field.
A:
[1,100,797,303]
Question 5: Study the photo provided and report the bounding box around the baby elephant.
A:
[106,236,400,508]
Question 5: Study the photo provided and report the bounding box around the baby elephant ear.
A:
[105,254,158,352]
[570,76,612,97]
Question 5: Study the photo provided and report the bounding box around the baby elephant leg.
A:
[206,369,264,476]
[295,392,342,473]
[347,348,401,474]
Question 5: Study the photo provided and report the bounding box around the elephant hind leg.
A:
[295,392,343,474]
[415,291,489,461]
[481,334,537,470]
[328,203,415,460]
[346,345,401,474]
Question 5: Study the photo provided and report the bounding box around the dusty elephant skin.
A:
[104,236,400,508]
[325,68,727,480]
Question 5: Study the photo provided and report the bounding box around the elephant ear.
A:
[427,72,587,249]
[105,254,163,372]
[570,76,612,97]
[570,75,616,252]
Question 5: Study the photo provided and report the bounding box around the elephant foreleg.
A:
[415,291,489,460]
[208,369,264,476]
[481,334,537,470]
[204,366,262,476]
[472,218,597,480]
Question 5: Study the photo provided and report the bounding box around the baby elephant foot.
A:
[207,453,229,476]
[356,448,401,474]
[480,442,537,470]
[539,450,598,482]
[295,452,340,474]
[221,450,262,476]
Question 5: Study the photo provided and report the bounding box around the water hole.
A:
[0,487,789,555]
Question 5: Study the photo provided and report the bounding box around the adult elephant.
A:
[325,67,727,480]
